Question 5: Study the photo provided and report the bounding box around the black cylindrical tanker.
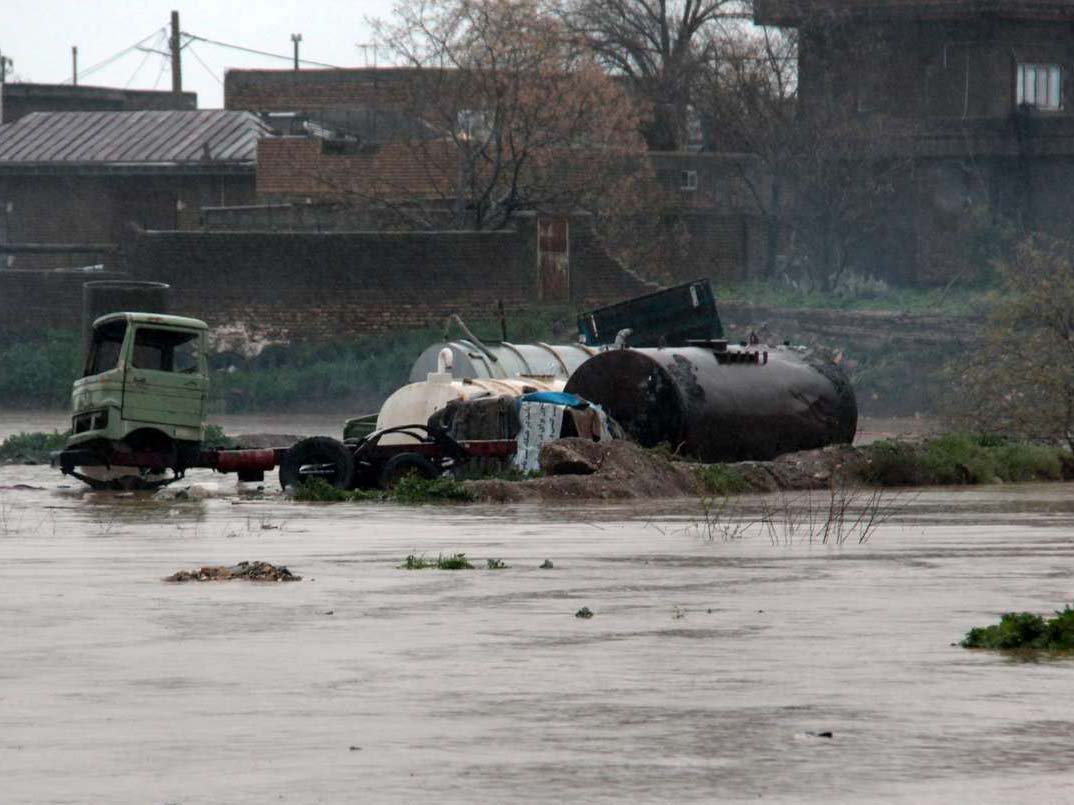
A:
[564,344,857,462]
[82,280,170,349]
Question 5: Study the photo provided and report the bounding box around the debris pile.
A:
[164,561,301,582]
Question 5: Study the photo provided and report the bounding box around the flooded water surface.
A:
[1,413,1072,803]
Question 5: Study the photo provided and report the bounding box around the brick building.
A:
[0,109,268,269]
[755,0,1074,282]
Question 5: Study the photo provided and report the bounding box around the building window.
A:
[681,170,698,191]
[1017,63,1062,110]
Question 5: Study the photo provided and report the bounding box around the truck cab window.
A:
[131,328,201,373]
[84,320,127,377]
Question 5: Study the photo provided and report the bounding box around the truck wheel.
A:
[279,437,355,491]
[378,453,439,490]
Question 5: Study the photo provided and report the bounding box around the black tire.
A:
[279,437,355,491]
[378,452,439,490]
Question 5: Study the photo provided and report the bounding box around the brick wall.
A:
[0,269,128,335]
[226,68,428,113]
[116,216,649,342]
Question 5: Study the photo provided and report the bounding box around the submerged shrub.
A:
[695,464,749,496]
[962,607,1074,653]
[391,475,475,504]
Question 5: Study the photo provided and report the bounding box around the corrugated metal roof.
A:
[0,110,270,169]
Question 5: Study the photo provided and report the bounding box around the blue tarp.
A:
[518,391,588,408]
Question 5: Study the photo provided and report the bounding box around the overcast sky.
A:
[3,0,398,108]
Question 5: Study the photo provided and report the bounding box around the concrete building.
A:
[755,0,1074,282]
[0,109,268,269]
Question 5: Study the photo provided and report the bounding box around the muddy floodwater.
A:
[0,413,1070,803]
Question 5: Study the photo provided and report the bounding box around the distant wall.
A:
[113,216,651,342]
[0,269,128,335]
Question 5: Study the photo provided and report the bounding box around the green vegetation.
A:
[391,475,475,503]
[293,475,474,504]
[0,431,68,464]
[292,478,384,502]
[202,424,236,450]
[0,309,572,414]
[962,607,1074,653]
[714,278,991,316]
[862,433,1067,487]
[486,558,507,569]
[401,552,475,570]
[0,329,83,409]
[695,464,749,495]
[210,308,571,414]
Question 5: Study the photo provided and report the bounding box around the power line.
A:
[66,27,165,83]
[182,32,341,69]
[125,29,163,88]
[185,43,222,86]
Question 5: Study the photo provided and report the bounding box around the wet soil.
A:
[3,459,1074,803]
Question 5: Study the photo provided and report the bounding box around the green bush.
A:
[695,464,749,495]
[962,607,1074,652]
[0,431,68,464]
[0,330,83,408]
[920,433,997,484]
[392,474,475,504]
[992,443,1063,482]
[863,434,1068,486]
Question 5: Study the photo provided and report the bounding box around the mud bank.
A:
[466,439,853,503]
[466,437,1073,502]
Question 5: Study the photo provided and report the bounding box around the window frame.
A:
[681,170,699,192]
[1016,63,1062,111]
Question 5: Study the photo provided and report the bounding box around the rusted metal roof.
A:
[0,110,270,173]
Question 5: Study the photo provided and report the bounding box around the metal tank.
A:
[564,343,857,462]
[409,340,599,383]
[82,280,170,349]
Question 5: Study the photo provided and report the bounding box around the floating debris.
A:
[539,559,554,569]
[164,561,301,582]
[575,606,594,619]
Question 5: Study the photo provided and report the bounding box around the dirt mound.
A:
[468,439,700,502]
[165,561,301,582]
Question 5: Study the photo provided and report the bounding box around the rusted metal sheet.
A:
[564,345,857,462]
[538,217,569,302]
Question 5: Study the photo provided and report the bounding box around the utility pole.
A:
[291,33,302,70]
[72,46,78,85]
[170,10,182,94]
[0,51,9,125]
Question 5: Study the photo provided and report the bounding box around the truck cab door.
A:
[122,326,207,435]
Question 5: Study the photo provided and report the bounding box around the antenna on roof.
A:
[356,42,379,68]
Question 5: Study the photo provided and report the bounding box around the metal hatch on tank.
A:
[564,341,857,462]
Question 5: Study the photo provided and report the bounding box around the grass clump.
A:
[294,475,473,504]
[400,553,475,570]
[862,434,1069,486]
[486,558,507,569]
[293,478,382,502]
[962,607,1074,653]
[695,464,749,496]
[391,474,475,504]
[0,431,68,464]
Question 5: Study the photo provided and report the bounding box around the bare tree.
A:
[698,24,912,290]
[365,0,652,231]
[560,0,748,150]
[951,234,1074,451]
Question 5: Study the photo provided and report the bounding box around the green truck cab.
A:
[59,313,210,484]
